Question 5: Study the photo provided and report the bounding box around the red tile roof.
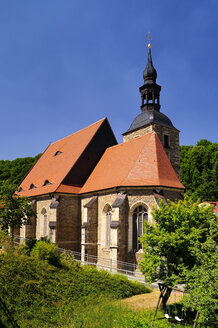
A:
[205,201,218,213]
[214,206,218,213]
[17,118,106,197]
[56,184,82,194]
[80,132,184,194]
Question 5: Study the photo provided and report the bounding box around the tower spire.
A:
[143,46,157,84]
[139,43,161,112]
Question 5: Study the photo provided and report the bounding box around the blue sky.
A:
[0,0,218,160]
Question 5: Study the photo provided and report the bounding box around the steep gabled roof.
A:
[80,132,184,194]
[18,118,114,197]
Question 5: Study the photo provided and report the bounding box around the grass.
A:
[55,300,193,328]
[121,289,183,311]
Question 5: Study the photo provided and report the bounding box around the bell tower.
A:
[140,44,161,112]
[123,43,180,178]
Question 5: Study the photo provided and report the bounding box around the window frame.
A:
[132,205,148,251]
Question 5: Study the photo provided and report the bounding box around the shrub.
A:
[31,241,61,266]
[1,244,151,327]
[39,236,51,243]
[0,230,13,254]
[24,238,37,255]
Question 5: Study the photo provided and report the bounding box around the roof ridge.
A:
[18,117,111,197]
[55,117,108,192]
[153,133,161,183]
[122,132,154,185]
[51,118,106,145]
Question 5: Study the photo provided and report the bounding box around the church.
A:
[17,44,184,267]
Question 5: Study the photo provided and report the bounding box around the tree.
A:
[0,182,35,239]
[180,140,218,201]
[0,154,41,186]
[183,231,218,326]
[140,196,217,287]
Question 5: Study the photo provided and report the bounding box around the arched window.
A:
[106,207,112,247]
[102,204,113,247]
[41,208,48,237]
[132,206,148,251]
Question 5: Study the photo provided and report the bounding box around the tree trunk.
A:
[193,311,199,328]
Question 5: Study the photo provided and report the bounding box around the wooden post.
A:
[193,311,199,328]
[151,292,162,327]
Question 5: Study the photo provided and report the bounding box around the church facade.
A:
[18,46,184,267]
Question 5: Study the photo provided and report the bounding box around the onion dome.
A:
[143,45,157,84]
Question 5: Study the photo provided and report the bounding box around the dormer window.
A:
[54,151,62,156]
[29,184,36,190]
[43,180,52,186]
[18,187,24,192]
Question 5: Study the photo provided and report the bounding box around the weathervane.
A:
[146,32,152,48]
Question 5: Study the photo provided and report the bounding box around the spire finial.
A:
[143,34,157,84]
[146,32,152,49]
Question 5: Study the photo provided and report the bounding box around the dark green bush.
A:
[24,238,37,255]
[39,236,51,243]
[31,240,61,266]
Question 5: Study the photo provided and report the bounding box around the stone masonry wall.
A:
[123,125,153,142]
[152,124,180,178]
[19,201,36,240]
[97,193,117,261]
[126,190,156,265]
[25,200,37,239]
[81,196,98,260]
[36,197,57,240]
[56,195,80,251]
[81,188,183,267]
[164,189,183,201]
[117,199,128,263]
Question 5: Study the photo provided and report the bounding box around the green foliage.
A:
[140,196,217,286]
[180,139,218,201]
[183,233,218,326]
[31,240,61,266]
[24,237,37,255]
[0,154,41,185]
[0,238,149,327]
[0,181,36,237]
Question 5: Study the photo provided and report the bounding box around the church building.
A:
[17,45,184,267]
